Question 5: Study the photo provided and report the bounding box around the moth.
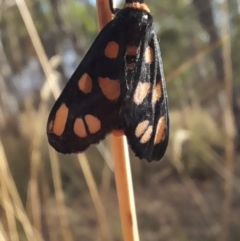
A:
[47,0,169,162]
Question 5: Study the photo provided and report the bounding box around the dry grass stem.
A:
[15,1,107,240]
[96,0,140,240]
[0,139,44,241]
[77,154,112,241]
[218,1,236,241]
[49,147,74,241]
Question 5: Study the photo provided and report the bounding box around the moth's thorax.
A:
[116,8,153,46]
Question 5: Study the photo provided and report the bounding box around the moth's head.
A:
[114,0,153,36]
[123,7,153,28]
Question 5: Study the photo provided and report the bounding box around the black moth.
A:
[47,0,169,162]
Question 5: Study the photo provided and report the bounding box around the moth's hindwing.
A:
[121,32,169,162]
[47,21,127,154]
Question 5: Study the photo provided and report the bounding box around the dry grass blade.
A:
[48,147,74,241]
[14,1,61,233]
[100,161,112,194]
[97,142,114,171]
[15,0,61,98]
[97,142,114,194]
[0,46,19,241]
[0,139,44,241]
[25,102,50,234]
[39,168,58,241]
[218,1,236,241]
[26,135,42,234]
[0,162,19,241]
[15,0,109,240]
[0,222,9,241]
[77,154,112,241]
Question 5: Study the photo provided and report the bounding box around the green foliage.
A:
[64,1,97,34]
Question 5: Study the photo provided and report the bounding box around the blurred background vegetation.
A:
[0,0,240,240]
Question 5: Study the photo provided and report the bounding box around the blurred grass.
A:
[1,101,239,240]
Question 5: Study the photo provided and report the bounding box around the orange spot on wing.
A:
[152,83,162,104]
[135,120,149,138]
[98,77,120,101]
[145,47,154,63]
[104,41,119,59]
[133,82,151,105]
[140,125,153,144]
[78,73,92,94]
[74,118,87,138]
[112,130,124,137]
[154,117,166,144]
[73,118,87,138]
[124,3,150,12]
[53,104,69,136]
[126,46,138,56]
[85,115,101,134]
